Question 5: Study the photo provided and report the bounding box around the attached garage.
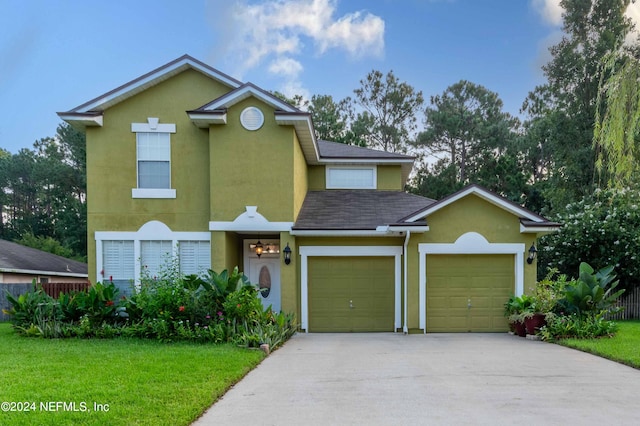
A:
[299,246,403,333]
[308,257,395,332]
[426,254,513,332]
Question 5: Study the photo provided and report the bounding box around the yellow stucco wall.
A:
[292,131,308,220]
[208,98,296,223]
[404,194,539,332]
[306,165,404,191]
[377,165,403,190]
[86,69,233,280]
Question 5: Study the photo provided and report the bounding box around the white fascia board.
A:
[299,245,402,256]
[387,225,429,233]
[74,59,241,113]
[209,221,293,232]
[187,112,227,128]
[290,229,393,237]
[0,268,88,278]
[57,113,103,127]
[520,224,561,234]
[318,158,414,165]
[275,114,320,164]
[405,186,543,223]
[204,85,297,112]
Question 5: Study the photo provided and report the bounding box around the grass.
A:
[0,322,265,426]
[559,320,640,369]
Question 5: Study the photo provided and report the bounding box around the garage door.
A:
[308,257,394,332]
[426,254,513,332]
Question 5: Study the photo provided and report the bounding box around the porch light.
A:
[527,243,537,264]
[255,240,264,258]
[283,243,292,265]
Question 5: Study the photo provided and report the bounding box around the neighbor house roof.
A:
[293,190,435,230]
[0,239,88,277]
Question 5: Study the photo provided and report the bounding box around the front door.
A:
[245,240,281,312]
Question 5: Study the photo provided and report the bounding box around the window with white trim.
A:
[326,166,377,189]
[137,132,170,189]
[102,240,135,295]
[141,240,173,278]
[131,118,176,199]
[179,241,211,276]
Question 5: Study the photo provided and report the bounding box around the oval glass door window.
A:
[259,266,271,298]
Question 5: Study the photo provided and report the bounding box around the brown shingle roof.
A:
[317,140,415,160]
[293,190,435,230]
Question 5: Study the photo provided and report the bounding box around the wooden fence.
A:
[609,286,640,320]
[0,282,91,322]
[39,281,91,298]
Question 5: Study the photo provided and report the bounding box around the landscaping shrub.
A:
[3,264,297,350]
[535,263,624,341]
[540,186,640,290]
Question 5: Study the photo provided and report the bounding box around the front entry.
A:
[245,240,281,312]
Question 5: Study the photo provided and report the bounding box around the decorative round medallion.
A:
[240,107,264,131]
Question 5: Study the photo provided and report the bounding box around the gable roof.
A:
[0,239,88,277]
[57,54,242,128]
[402,184,561,232]
[58,54,416,183]
[293,190,435,231]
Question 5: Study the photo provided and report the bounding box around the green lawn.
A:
[559,320,640,369]
[0,322,265,426]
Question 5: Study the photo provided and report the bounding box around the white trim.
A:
[0,268,88,278]
[188,112,227,128]
[68,56,241,114]
[402,230,410,334]
[326,165,377,189]
[56,113,103,127]
[520,224,561,234]
[132,188,176,199]
[299,245,403,333]
[417,232,525,333]
[131,119,176,133]
[405,186,544,223]
[291,230,390,237]
[209,206,293,232]
[203,84,297,112]
[94,220,210,284]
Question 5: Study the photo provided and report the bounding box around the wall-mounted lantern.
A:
[283,243,292,265]
[527,243,537,264]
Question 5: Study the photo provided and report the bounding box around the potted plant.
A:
[505,295,533,337]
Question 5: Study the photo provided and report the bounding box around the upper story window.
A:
[131,118,176,199]
[326,166,377,189]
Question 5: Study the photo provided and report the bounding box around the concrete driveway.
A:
[193,333,640,425]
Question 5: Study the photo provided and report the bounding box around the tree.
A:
[594,47,640,186]
[0,123,87,259]
[414,80,523,200]
[350,70,424,153]
[307,94,353,144]
[522,0,633,211]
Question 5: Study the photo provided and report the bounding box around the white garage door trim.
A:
[418,232,525,333]
[299,246,403,332]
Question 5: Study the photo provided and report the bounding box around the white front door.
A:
[245,240,281,312]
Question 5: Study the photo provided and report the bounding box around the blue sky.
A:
[0,0,628,154]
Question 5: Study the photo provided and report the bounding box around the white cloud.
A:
[209,0,384,97]
[268,57,304,78]
[532,0,563,26]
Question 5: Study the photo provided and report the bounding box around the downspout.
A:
[403,230,410,334]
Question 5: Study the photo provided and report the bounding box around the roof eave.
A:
[56,112,103,129]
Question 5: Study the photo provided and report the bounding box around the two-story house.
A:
[59,55,559,333]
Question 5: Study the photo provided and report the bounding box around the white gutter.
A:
[403,230,410,334]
